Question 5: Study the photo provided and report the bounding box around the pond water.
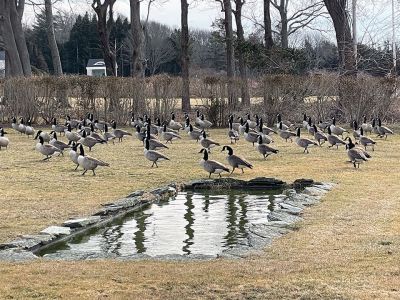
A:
[39,190,284,258]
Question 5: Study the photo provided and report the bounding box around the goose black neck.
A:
[79,144,85,155]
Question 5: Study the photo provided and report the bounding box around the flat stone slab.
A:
[268,211,303,223]
[303,186,328,196]
[63,216,101,228]
[0,248,38,262]
[279,203,303,215]
[1,234,54,250]
[41,226,71,236]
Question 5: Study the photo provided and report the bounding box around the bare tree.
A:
[92,0,117,76]
[233,0,250,106]
[264,0,274,50]
[181,0,190,111]
[0,0,31,76]
[130,0,144,77]
[45,0,62,75]
[323,0,355,73]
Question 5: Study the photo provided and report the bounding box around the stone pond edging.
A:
[0,178,334,262]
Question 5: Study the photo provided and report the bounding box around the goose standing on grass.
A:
[11,117,19,133]
[313,125,327,146]
[161,124,181,143]
[359,127,376,151]
[229,115,241,131]
[327,127,346,149]
[199,148,229,178]
[199,114,213,130]
[352,120,360,140]
[346,137,369,168]
[228,119,239,144]
[94,119,107,132]
[244,123,258,146]
[18,118,26,134]
[69,142,80,170]
[145,130,168,150]
[330,117,347,137]
[377,118,393,139]
[78,120,91,136]
[135,125,146,142]
[52,118,67,136]
[35,136,62,160]
[34,130,51,143]
[302,113,308,129]
[0,128,9,150]
[295,128,318,153]
[277,122,296,142]
[257,135,278,159]
[222,145,253,175]
[188,124,202,142]
[361,115,373,134]
[307,117,316,136]
[79,129,105,151]
[246,114,257,129]
[144,138,170,167]
[66,115,80,129]
[238,117,246,135]
[49,131,70,153]
[77,144,109,175]
[90,124,107,143]
[276,114,291,130]
[169,113,183,131]
[111,120,132,142]
[25,119,35,138]
[318,120,331,132]
[65,123,81,143]
[258,118,277,135]
[200,130,220,151]
[103,123,116,143]
[257,119,273,144]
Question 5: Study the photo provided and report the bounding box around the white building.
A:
[0,51,5,78]
[86,59,107,77]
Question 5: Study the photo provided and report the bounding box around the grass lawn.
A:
[0,126,399,299]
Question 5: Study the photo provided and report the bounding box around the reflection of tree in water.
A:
[100,224,124,255]
[203,193,210,213]
[237,194,248,239]
[224,193,238,247]
[183,193,195,255]
[134,211,150,254]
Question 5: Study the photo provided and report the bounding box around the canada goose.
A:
[18,117,27,134]
[277,122,296,142]
[222,145,253,174]
[377,118,393,139]
[49,131,70,153]
[94,119,107,132]
[65,123,81,143]
[276,114,291,130]
[52,118,67,135]
[295,128,318,153]
[135,125,146,142]
[302,113,308,129]
[0,128,9,150]
[195,111,212,129]
[69,142,80,170]
[372,118,380,135]
[77,144,109,175]
[361,115,373,134]
[257,119,273,144]
[25,119,35,138]
[238,117,246,135]
[200,130,220,151]
[228,119,239,144]
[199,148,229,178]
[318,120,331,132]
[246,114,257,129]
[359,127,376,151]
[85,112,94,125]
[145,130,168,150]
[161,124,181,143]
[78,120,91,136]
[307,117,316,136]
[258,118,277,135]
[36,135,62,160]
[169,113,183,131]
[130,112,144,128]
[229,115,241,131]
[313,125,327,146]
[34,130,51,143]
[346,137,369,168]
[103,123,116,143]
[256,135,278,159]
[90,123,107,143]
[111,120,132,142]
[78,129,105,151]
[66,115,80,129]
[244,123,258,146]
[329,117,347,137]
[327,127,346,149]
[188,124,202,142]
[144,138,170,167]
[352,120,360,140]
[11,117,19,132]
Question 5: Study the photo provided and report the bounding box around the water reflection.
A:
[41,190,280,258]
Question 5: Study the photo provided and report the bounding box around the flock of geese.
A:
[0,111,395,177]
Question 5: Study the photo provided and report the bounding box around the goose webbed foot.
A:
[92,170,96,176]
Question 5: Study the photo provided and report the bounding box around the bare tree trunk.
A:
[45,0,63,75]
[130,0,144,77]
[234,0,250,106]
[92,0,117,76]
[223,0,237,107]
[8,0,31,76]
[264,0,274,50]
[323,0,355,73]
[181,0,190,111]
[271,0,289,48]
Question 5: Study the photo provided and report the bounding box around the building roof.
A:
[0,51,5,61]
[86,59,105,68]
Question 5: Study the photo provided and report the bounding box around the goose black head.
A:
[229,115,233,122]
[327,126,332,135]
[257,135,263,144]
[136,125,141,133]
[38,135,44,144]
[247,114,251,120]
[199,148,208,160]
[111,120,117,129]
[360,127,364,136]
[200,114,205,121]
[12,117,16,123]
[258,120,263,131]
[254,114,259,121]
[308,117,312,126]
[90,123,95,132]
[378,118,382,127]
[229,119,233,129]
[71,142,78,151]
[20,117,25,125]
[171,113,175,120]
[0,128,5,136]
[296,127,301,137]
[27,119,32,126]
[52,117,57,125]
[94,119,99,124]
[363,115,367,123]
[53,131,58,140]
[245,122,250,133]
[196,110,200,117]
[347,137,355,149]
[189,124,194,132]
[185,118,190,126]
[222,145,233,155]
[332,117,336,125]
[279,122,283,130]
[89,113,94,121]
[303,113,307,121]
[202,130,206,138]
[353,120,358,130]
[67,123,72,132]
[34,130,42,139]
[239,117,244,125]
[81,129,87,138]
[144,138,150,150]
[104,123,109,132]
[144,114,149,122]
[372,118,376,127]
[67,115,71,121]
[163,124,167,132]
[79,144,85,155]
[277,114,282,122]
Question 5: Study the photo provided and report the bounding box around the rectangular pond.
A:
[38,189,285,259]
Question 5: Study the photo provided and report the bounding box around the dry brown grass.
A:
[0,125,400,299]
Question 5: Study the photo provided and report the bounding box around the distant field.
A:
[0,125,399,299]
